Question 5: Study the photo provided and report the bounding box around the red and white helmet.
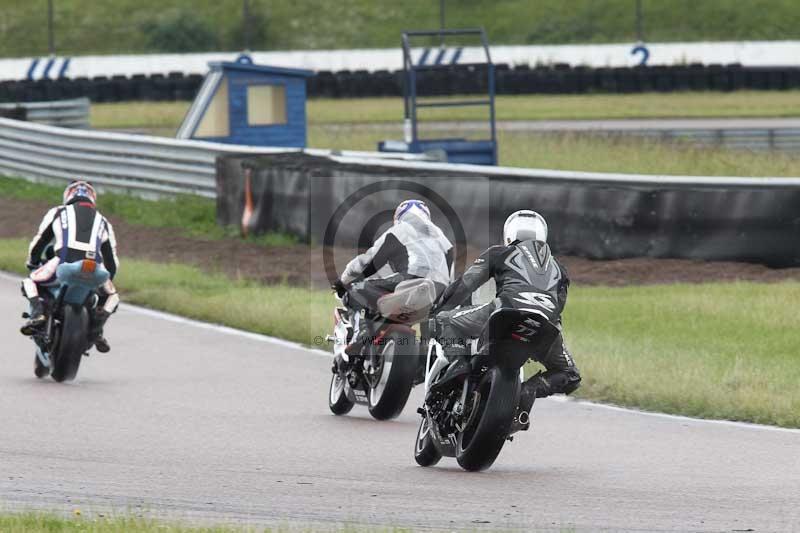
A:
[63,180,97,205]
[393,199,431,224]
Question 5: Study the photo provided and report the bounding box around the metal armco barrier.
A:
[639,127,800,152]
[0,118,429,197]
[216,152,800,267]
[0,97,89,128]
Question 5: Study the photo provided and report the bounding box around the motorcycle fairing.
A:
[50,260,110,305]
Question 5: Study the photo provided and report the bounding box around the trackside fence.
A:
[2,118,798,266]
[0,117,428,197]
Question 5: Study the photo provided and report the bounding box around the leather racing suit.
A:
[340,210,453,312]
[22,199,120,344]
[434,238,581,399]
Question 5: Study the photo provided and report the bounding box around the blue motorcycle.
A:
[26,258,110,382]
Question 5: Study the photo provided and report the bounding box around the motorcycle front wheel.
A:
[34,349,49,379]
[328,370,355,415]
[414,414,442,467]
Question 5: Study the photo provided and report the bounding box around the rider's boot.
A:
[511,372,550,433]
[20,297,46,336]
[431,342,471,391]
[90,309,111,353]
[344,314,369,357]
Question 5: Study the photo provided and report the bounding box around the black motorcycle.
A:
[25,259,109,382]
[414,302,560,471]
[327,278,436,420]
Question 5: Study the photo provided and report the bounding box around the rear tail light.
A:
[81,260,97,273]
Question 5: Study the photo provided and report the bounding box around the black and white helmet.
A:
[503,210,547,245]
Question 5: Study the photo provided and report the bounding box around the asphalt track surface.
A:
[1,273,799,532]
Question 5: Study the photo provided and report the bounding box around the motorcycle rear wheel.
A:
[50,305,88,383]
[367,332,417,420]
[456,366,519,472]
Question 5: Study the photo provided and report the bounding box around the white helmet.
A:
[394,199,431,224]
[503,210,548,245]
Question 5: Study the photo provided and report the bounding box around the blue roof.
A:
[209,60,314,78]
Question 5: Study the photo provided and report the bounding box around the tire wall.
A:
[6,64,800,103]
[216,153,800,267]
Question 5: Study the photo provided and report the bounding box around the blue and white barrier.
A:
[2,40,800,82]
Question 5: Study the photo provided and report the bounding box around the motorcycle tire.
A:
[328,371,355,415]
[414,414,442,467]
[456,366,520,472]
[367,331,417,421]
[34,351,49,379]
[50,305,88,383]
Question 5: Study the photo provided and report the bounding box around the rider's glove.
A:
[25,261,40,272]
[332,278,347,298]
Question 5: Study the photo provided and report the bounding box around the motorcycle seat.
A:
[377,278,438,324]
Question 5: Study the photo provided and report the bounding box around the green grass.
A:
[91,102,191,132]
[91,98,800,176]
[0,512,251,533]
[562,283,800,427]
[0,511,415,532]
[0,238,326,345]
[0,176,297,245]
[5,0,800,57]
[309,92,800,123]
[92,92,800,132]
[310,125,800,176]
[2,237,798,427]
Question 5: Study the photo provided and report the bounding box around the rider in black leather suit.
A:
[432,210,581,420]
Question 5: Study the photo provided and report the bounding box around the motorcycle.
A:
[327,278,437,420]
[24,258,110,382]
[413,298,561,471]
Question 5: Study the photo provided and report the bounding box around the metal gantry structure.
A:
[397,28,498,165]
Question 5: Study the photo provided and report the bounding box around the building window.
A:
[247,84,287,125]
[195,75,230,138]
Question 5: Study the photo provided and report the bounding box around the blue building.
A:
[177,58,313,147]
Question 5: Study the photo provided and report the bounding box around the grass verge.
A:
[92,92,800,131]
[310,126,800,176]
[2,237,797,428]
[0,512,250,533]
[0,238,326,346]
[0,511,421,532]
[0,176,296,246]
[92,99,800,176]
